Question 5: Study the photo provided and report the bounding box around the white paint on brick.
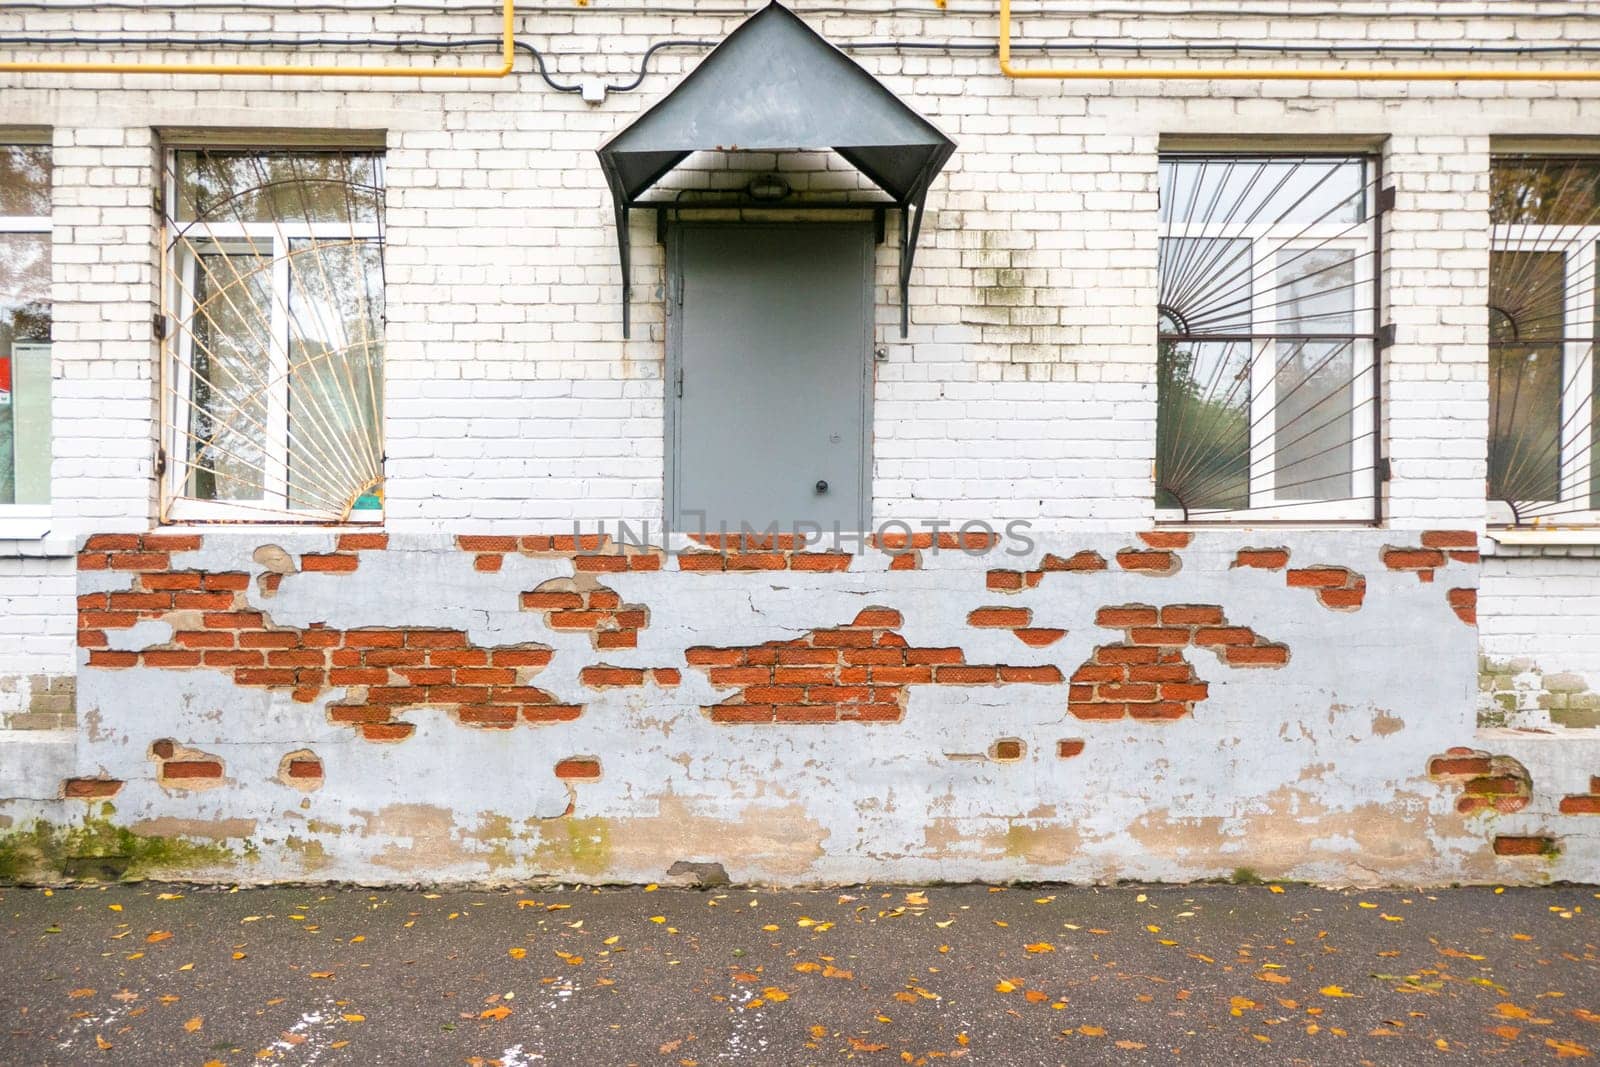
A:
[0,2,1598,879]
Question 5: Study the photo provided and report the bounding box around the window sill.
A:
[1488,528,1600,548]
[0,509,53,543]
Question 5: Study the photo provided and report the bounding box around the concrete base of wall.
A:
[1,528,1596,886]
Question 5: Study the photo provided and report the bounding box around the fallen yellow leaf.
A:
[1547,1038,1593,1059]
[145,931,172,943]
[1025,942,1055,953]
[1320,985,1357,999]
[480,1005,511,1021]
[184,1017,202,1033]
[508,948,526,959]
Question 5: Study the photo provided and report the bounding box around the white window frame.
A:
[0,150,52,540]
[1487,224,1600,528]
[160,151,384,524]
[1156,209,1377,524]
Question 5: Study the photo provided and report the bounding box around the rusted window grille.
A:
[1489,155,1600,526]
[1156,154,1381,522]
[160,148,385,523]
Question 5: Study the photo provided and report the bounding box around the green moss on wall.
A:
[0,816,247,883]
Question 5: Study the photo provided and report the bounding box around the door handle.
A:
[815,480,829,494]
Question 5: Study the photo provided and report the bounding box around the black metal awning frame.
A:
[601,142,953,340]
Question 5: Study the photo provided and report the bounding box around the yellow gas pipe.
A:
[998,0,1600,82]
[0,0,515,78]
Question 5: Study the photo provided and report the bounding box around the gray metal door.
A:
[669,223,872,533]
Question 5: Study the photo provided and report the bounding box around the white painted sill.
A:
[1488,529,1600,548]
[0,507,53,543]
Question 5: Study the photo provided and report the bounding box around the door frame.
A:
[665,220,876,536]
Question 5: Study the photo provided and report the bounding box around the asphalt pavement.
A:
[2,881,1597,1065]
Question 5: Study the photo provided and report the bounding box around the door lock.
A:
[815,480,829,494]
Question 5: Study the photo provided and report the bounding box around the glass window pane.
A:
[1275,249,1356,500]
[286,238,384,513]
[1157,338,1250,511]
[0,343,51,506]
[1160,157,1366,227]
[1492,158,1600,227]
[1489,346,1562,503]
[1159,236,1251,335]
[184,249,272,502]
[0,231,50,506]
[1487,250,1564,505]
[175,150,382,225]
[1274,342,1354,501]
[0,146,50,217]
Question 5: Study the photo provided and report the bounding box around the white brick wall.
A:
[2,1,1600,704]
[1480,550,1600,724]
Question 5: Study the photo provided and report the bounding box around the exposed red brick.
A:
[360,722,415,742]
[141,572,204,591]
[1014,628,1066,647]
[142,534,203,552]
[302,553,360,573]
[1382,546,1447,571]
[1429,755,1492,777]
[474,554,504,572]
[1160,605,1224,626]
[990,738,1024,761]
[1097,606,1157,627]
[1233,548,1289,570]
[109,552,170,571]
[1559,795,1600,815]
[1116,549,1179,574]
[336,533,388,551]
[987,570,1023,591]
[83,534,142,551]
[1225,645,1289,667]
[63,777,123,798]
[581,666,647,687]
[1448,588,1477,626]
[969,606,1031,628]
[162,759,223,780]
[286,758,324,779]
[458,535,520,553]
[1138,531,1193,549]
[555,757,601,780]
[850,608,903,629]
[1057,739,1085,759]
[1493,835,1555,857]
[1420,530,1478,550]
[1286,567,1350,588]
[1317,586,1366,610]
[1072,603,1287,720]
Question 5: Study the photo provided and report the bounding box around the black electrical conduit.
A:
[6,33,1600,96]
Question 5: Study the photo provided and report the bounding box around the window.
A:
[0,143,51,522]
[1488,155,1600,526]
[161,148,385,522]
[1155,154,1380,522]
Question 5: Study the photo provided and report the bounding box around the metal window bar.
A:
[1155,153,1385,524]
[158,148,387,524]
[1488,155,1600,527]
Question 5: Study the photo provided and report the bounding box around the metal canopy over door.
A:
[668,223,872,533]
